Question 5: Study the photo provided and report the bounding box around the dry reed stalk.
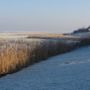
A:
[0,38,76,76]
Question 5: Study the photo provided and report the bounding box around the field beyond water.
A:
[0,32,90,76]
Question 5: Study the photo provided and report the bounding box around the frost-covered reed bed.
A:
[0,38,77,76]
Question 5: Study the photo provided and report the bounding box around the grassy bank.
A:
[0,38,77,76]
[0,31,90,76]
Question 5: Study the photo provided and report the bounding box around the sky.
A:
[0,0,90,33]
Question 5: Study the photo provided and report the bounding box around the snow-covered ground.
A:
[0,32,79,39]
[0,46,90,90]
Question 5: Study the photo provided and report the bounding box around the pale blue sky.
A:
[0,0,90,33]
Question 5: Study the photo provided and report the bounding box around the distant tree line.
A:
[73,26,90,34]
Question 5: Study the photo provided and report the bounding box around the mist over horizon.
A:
[0,25,89,34]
